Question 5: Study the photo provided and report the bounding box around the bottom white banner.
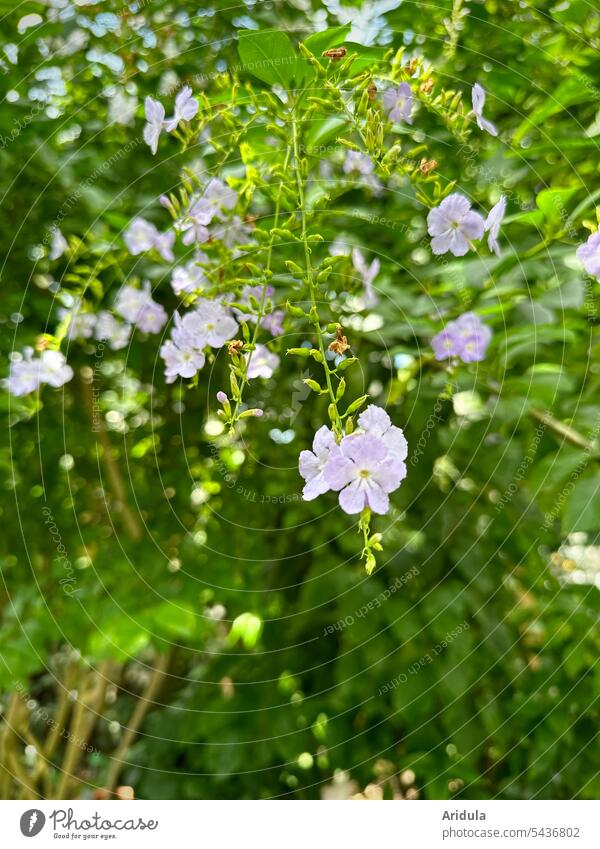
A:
[1,800,598,848]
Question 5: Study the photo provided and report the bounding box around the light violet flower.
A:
[299,426,336,500]
[58,303,96,340]
[6,349,41,396]
[94,311,131,350]
[261,310,285,336]
[427,193,485,256]
[178,196,214,246]
[246,344,279,379]
[432,312,492,363]
[165,85,198,133]
[343,151,375,176]
[352,248,380,307]
[114,282,167,334]
[38,350,74,388]
[170,260,206,296]
[174,299,237,349]
[484,195,506,256]
[160,339,205,383]
[324,433,406,515]
[382,83,413,125]
[204,178,238,218]
[576,231,600,280]
[357,405,408,463]
[124,217,158,255]
[472,83,498,137]
[212,215,253,250]
[49,228,68,260]
[153,229,175,262]
[143,96,165,155]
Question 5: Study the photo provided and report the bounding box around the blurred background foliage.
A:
[1,0,600,800]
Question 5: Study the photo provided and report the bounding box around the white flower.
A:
[6,349,41,396]
[472,83,498,137]
[108,89,137,126]
[246,344,279,379]
[165,86,198,133]
[38,350,73,388]
[143,96,165,155]
[204,178,238,218]
[427,193,485,257]
[484,195,506,256]
[49,228,68,260]
[357,405,408,462]
[153,230,175,262]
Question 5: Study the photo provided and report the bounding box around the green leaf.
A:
[237,29,297,89]
[303,25,351,56]
[562,473,600,533]
[143,602,197,641]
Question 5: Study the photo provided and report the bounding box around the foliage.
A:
[1,0,600,801]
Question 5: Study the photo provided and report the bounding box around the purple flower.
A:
[382,83,413,125]
[164,85,198,133]
[204,178,238,218]
[427,193,485,256]
[171,259,206,296]
[472,83,498,137]
[260,310,285,336]
[352,248,380,307]
[160,339,205,383]
[94,311,131,350]
[153,230,175,262]
[178,196,214,246]
[114,282,167,334]
[299,426,336,500]
[324,433,406,515]
[246,344,279,379]
[124,217,158,255]
[216,391,228,404]
[358,405,408,462]
[432,312,492,363]
[577,230,600,280]
[343,151,375,176]
[212,215,253,250]
[484,195,506,256]
[143,96,165,155]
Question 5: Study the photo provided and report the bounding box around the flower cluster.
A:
[160,298,238,383]
[299,405,408,515]
[7,348,73,397]
[427,193,506,257]
[432,312,492,363]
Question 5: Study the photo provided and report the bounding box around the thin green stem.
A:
[290,104,343,439]
[230,149,291,430]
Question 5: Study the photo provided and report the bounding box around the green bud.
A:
[336,378,346,400]
[303,379,323,393]
[285,301,308,318]
[285,260,305,277]
[336,357,357,372]
[344,394,369,417]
